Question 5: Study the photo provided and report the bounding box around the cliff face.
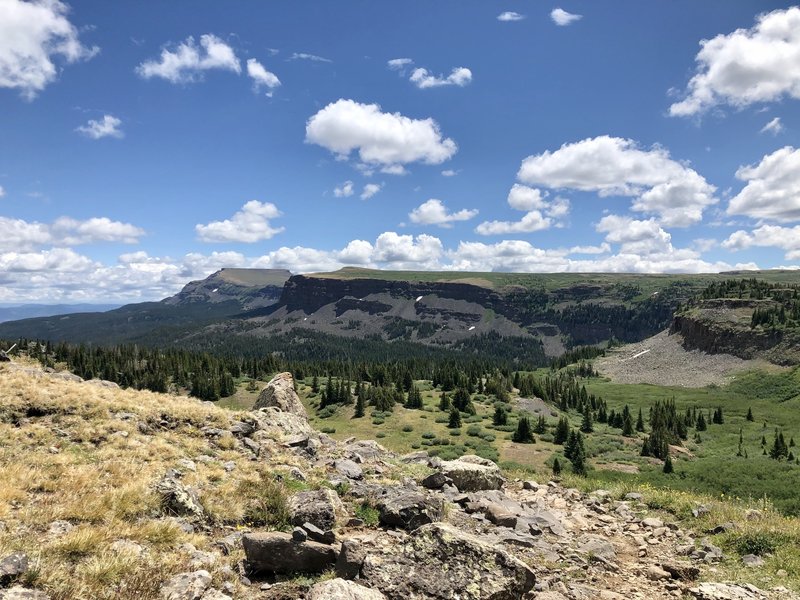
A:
[164,268,291,310]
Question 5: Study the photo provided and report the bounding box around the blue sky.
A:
[1,0,799,302]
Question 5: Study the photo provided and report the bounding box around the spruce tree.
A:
[311,375,319,394]
[438,392,451,412]
[570,431,587,476]
[580,405,594,433]
[448,405,462,429]
[696,412,707,431]
[622,406,635,437]
[746,407,754,422]
[663,454,674,474]
[493,405,508,426]
[512,417,534,443]
[554,416,570,445]
[353,392,365,418]
[636,408,645,432]
[534,414,547,434]
[552,457,562,477]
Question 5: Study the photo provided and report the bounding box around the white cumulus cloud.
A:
[136,34,241,83]
[246,58,280,92]
[760,117,784,135]
[195,200,284,243]
[0,0,98,100]
[410,66,472,89]
[75,114,123,139]
[723,224,800,260]
[727,146,800,222]
[333,180,354,198]
[475,211,551,235]
[497,11,525,22]
[0,215,144,252]
[517,135,717,226]
[551,8,582,26]
[409,199,478,228]
[669,7,800,117]
[305,99,457,167]
[360,183,383,200]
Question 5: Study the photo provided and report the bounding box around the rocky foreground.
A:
[0,365,796,600]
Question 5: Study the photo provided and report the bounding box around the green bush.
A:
[402,425,414,432]
[466,425,482,437]
[320,426,336,434]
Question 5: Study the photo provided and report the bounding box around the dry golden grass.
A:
[0,364,306,599]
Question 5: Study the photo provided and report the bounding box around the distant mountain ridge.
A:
[0,304,120,324]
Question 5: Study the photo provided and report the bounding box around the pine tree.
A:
[311,375,319,394]
[448,405,462,429]
[552,457,562,477]
[554,416,570,445]
[406,385,423,409]
[493,405,508,426]
[534,414,547,434]
[770,431,789,460]
[570,431,587,476]
[746,407,754,422]
[580,405,594,433]
[696,412,707,431]
[353,392,365,418]
[622,405,634,437]
[438,392,451,412]
[663,453,674,474]
[636,408,645,432]
[512,417,534,443]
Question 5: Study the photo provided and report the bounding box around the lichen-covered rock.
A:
[687,583,768,599]
[377,491,444,531]
[289,488,344,530]
[336,538,367,579]
[242,532,337,574]
[308,578,387,600]
[335,458,364,480]
[439,455,505,492]
[0,587,51,600]
[250,407,315,445]
[254,372,306,417]
[361,523,535,599]
[155,477,205,520]
[0,554,28,585]
[159,570,212,600]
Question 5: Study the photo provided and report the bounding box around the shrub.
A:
[402,425,414,432]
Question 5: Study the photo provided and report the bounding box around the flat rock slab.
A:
[159,570,212,600]
[289,488,344,531]
[361,523,535,600]
[308,578,387,599]
[243,532,337,574]
[377,490,444,531]
[439,455,505,492]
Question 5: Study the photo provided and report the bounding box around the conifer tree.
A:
[554,416,570,445]
[311,375,319,394]
[570,431,587,476]
[512,417,534,443]
[696,412,707,431]
[493,405,508,426]
[636,408,645,432]
[746,407,754,422]
[448,405,462,428]
[552,457,562,477]
[663,453,674,474]
[438,392,451,412]
[580,405,594,433]
[406,385,423,409]
[622,405,635,436]
[353,392,365,418]
[534,414,547,434]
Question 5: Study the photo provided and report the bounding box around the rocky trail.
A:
[0,366,795,600]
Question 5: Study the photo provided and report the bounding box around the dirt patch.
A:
[594,462,639,474]
[595,329,781,388]
[515,396,558,417]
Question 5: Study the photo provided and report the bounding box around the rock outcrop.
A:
[254,372,307,417]
[242,532,337,574]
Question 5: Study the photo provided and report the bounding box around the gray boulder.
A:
[0,588,50,600]
[308,579,387,600]
[242,532,337,574]
[159,570,212,600]
[0,554,28,585]
[361,523,535,599]
[439,455,505,492]
[289,488,344,530]
[377,491,443,531]
[254,372,306,417]
[336,538,367,579]
[155,477,205,520]
[335,459,364,480]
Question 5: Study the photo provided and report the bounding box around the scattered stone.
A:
[243,532,337,574]
[335,459,364,480]
[336,538,367,580]
[0,587,51,600]
[177,459,196,472]
[577,536,616,562]
[706,522,736,535]
[646,565,671,580]
[421,472,448,490]
[522,481,539,491]
[361,523,535,599]
[302,522,336,544]
[308,578,387,600]
[661,561,700,581]
[688,582,767,599]
[215,532,243,555]
[741,554,765,567]
[289,488,344,531]
[0,554,28,585]
[292,527,308,542]
[439,455,505,492]
[641,517,664,528]
[624,492,643,501]
[485,504,517,528]
[47,520,73,536]
[159,570,212,600]
[156,477,206,520]
[254,372,307,417]
[377,491,443,531]
[109,540,146,556]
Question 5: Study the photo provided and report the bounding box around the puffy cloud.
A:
[0,215,144,251]
[475,211,551,235]
[596,215,671,254]
[410,66,472,89]
[569,243,611,255]
[550,8,582,26]
[136,34,240,83]
[0,0,98,99]
[441,169,458,177]
[387,58,413,71]
[379,164,408,176]
[246,58,280,92]
[360,183,383,200]
[506,184,547,211]
[723,224,800,260]
[305,99,457,166]
[372,232,443,268]
[409,199,478,228]
[0,247,97,272]
[289,52,331,63]
[75,114,123,139]
[517,135,717,226]
[669,7,800,116]
[497,11,525,22]
[727,146,800,222]
[760,117,783,135]
[195,200,284,243]
[333,180,354,198]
